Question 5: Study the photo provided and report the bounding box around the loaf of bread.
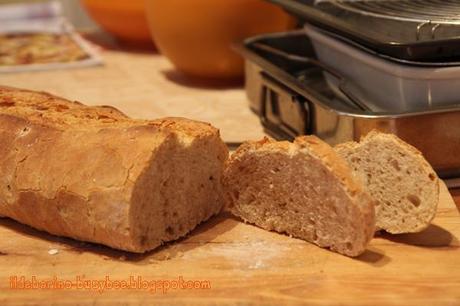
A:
[335,131,439,234]
[223,136,375,257]
[0,86,228,252]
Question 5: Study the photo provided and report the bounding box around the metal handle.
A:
[258,71,310,140]
[252,42,372,112]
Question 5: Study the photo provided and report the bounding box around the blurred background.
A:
[0,0,296,79]
[1,0,97,30]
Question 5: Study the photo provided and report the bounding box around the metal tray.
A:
[267,0,460,62]
[237,31,460,179]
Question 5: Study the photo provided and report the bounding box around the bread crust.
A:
[335,130,439,233]
[224,136,375,256]
[0,86,228,252]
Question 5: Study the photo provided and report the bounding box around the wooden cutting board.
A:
[0,38,459,306]
[0,182,458,305]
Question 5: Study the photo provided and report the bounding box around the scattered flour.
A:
[182,239,290,270]
[48,249,59,255]
[249,260,264,269]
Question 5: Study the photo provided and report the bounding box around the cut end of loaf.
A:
[128,119,229,253]
[335,131,439,234]
[224,137,375,257]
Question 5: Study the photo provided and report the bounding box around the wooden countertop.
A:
[0,40,459,305]
[0,39,265,144]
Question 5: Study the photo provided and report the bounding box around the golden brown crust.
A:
[0,86,221,138]
[224,135,375,256]
[0,87,227,252]
[336,130,439,233]
[230,136,369,200]
[363,130,440,231]
[364,130,439,179]
[294,136,376,247]
[294,136,366,198]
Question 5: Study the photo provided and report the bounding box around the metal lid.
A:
[268,0,460,62]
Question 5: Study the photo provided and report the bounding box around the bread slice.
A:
[0,86,228,252]
[223,136,375,257]
[335,131,439,234]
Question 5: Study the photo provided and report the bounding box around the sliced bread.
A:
[335,131,439,234]
[223,136,375,257]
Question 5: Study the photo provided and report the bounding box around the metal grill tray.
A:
[268,0,460,62]
[237,30,460,179]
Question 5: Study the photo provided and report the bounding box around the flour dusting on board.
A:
[182,239,291,270]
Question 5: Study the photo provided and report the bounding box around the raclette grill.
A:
[238,31,460,185]
[238,0,460,186]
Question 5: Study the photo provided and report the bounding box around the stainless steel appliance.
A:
[238,31,460,184]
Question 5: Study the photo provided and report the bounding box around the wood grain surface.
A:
[0,39,459,306]
[0,182,458,306]
[0,39,265,144]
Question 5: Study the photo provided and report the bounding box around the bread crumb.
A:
[119,255,126,261]
[249,260,264,269]
[48,249,59,255]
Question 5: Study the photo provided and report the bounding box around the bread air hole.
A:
[390,159,401,171]
[351,157,360,163]
[97,114,110,120]
[35,105,49,111]
[18,126,31,137]
[429,173,436,181]
[165,226,174,235]
[407,194,421,207]
[232,190,239,201]
[55,104,69,112]
[312,230,318,242]
[0,101,15,107]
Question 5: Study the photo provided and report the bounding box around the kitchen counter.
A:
[0,40,459,305]
[0,40,265,145]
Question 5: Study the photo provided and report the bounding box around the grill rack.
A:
[324,0,460,24]
[321,0,460,40]
[269,0,460,60]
